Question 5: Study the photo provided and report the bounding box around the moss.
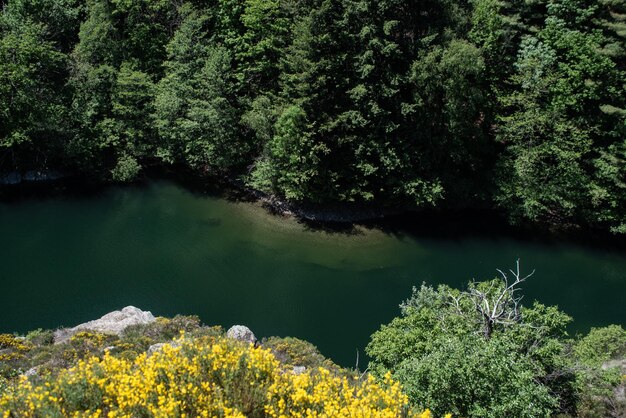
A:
[262,336,347,377]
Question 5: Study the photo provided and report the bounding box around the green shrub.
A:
[24,329,54,346]
[261,337,344,376]
[573,325,626,417]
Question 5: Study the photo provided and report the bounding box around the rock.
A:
[148,343,167,355]
[23,367,39,377]
[147,341,181,355]
[602,359,626,370]
[226,325,256,344]
[292,366,306,375]
[23,170,64,182]
[54,306,156,344]
[0,170,65,185]
[0,172,22,185]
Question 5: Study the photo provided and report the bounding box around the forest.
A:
[0,0,624,232]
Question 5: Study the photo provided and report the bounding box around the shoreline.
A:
[0,167,624,251]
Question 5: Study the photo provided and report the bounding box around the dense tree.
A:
[110,0,178,76]
[231,0,291,96]
[67,0,123,176]
[68,0,176,180]
[411,39,491,201]
[154,4,245,174]
[253,0,474,204]
[104,61,155,181]
[0,0,624,232]
[367,263,626,417]
[0,12,69,171]
[0,0,85,52]
[250,105,324,199]
[495,0,626,231]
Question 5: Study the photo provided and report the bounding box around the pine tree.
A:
[154,4,245,174]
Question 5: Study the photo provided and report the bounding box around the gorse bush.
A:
[0,335,31,362]
[261,336,343,376]
[0,336,432,418]
[0,284,621,417]
[0,315,223,382]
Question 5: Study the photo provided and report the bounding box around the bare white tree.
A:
[468,259,534,339]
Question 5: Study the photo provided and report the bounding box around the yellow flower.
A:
[0,336,441,417]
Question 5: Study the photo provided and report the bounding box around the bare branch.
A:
[467,260,533,339]
[447,292,464,315]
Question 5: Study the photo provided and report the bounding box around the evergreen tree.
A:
[495,0,626,231]
[154,4,244,174]
[0,12,69,171]
[0,0,624,233]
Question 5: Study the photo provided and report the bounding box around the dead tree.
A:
[469,259,534,339]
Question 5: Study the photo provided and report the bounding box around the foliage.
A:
[494,0,626,231]
[0,304,622,417]
[367,269,625,417]
[0,0,625,233]
[250,105,324,200]
[392,336,556,417]
[573,325,626,417]
[0,316,215,380]
[110,153,140,182]
[261,336,343,375]
[154,4,247,174]
[0,12,69,171]
[0,336,423,417]
[0,335,31,362]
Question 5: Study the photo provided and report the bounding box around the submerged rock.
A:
[23,170,64,182]
[54,306,156,344]
[226,325,257,344]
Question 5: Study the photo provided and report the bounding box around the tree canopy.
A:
[0,0,624,233]
[367,263,626,417]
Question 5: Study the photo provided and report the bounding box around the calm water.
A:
[1,181,624,366]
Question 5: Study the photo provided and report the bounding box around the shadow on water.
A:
[362,210,622,247]
[2,169,624,252]
[163,169,626,251]
[172,177,626,251]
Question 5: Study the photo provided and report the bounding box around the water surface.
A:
[1,181,624,365]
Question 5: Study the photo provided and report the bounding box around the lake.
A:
[1,181,624,366]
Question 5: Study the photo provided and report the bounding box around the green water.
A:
[1,181,624,365]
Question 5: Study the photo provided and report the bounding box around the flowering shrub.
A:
[0,316,222,381]
[0,335,31,362]
[0,336,434,417]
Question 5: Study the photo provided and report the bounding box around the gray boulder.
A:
[292,366,306,375]
[147,341,181,356]
[23,367,39,377]
[226,325,257,344]
[147,343,168,355]
[54,306,156,344]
